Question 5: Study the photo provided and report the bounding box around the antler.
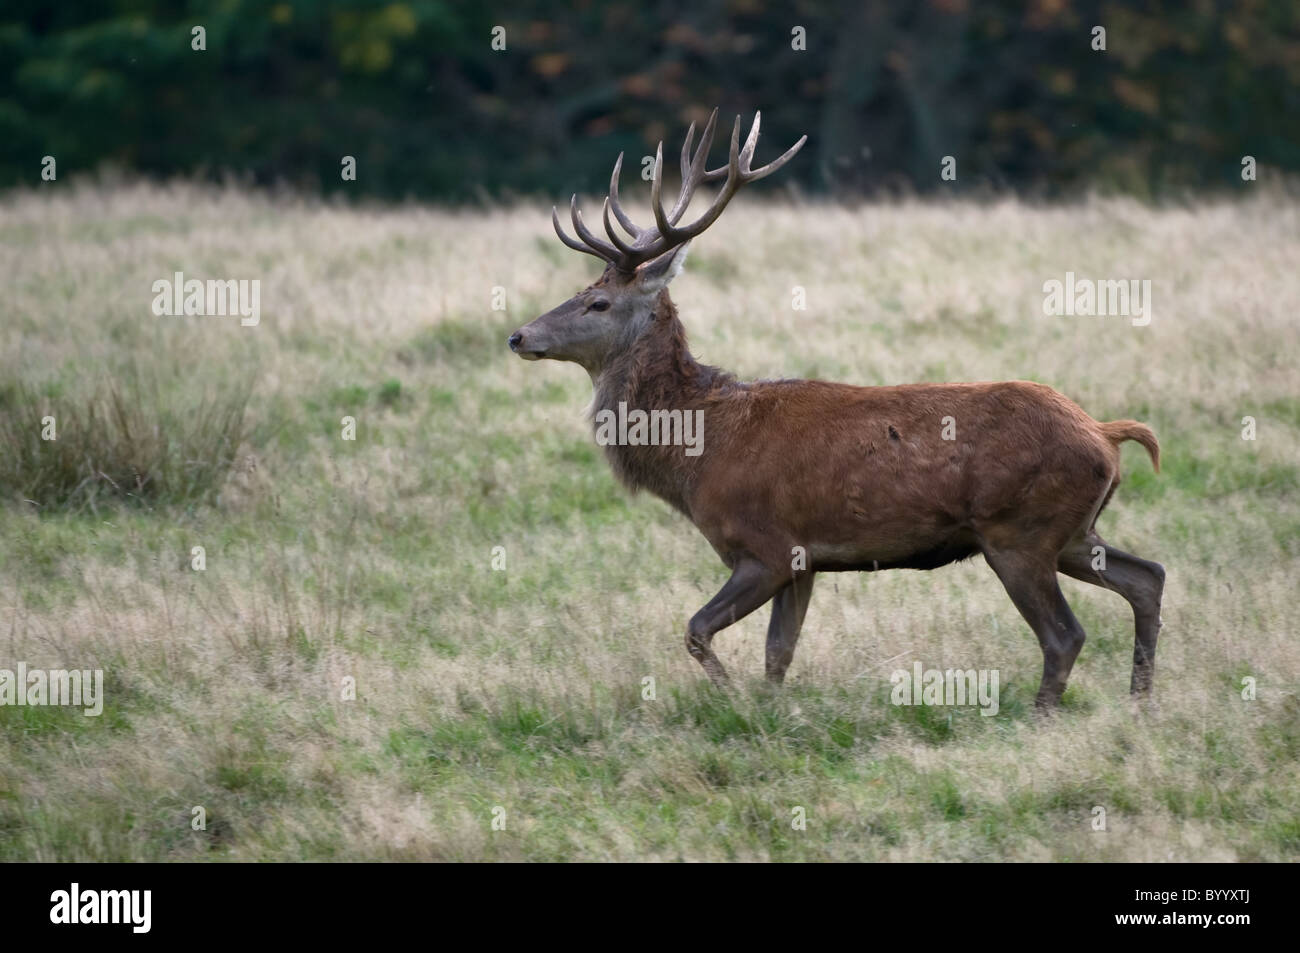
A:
[552,109,807,274]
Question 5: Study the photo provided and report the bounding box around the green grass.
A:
[0,182,1297,860]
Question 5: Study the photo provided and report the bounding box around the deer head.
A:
[508,109,806,374]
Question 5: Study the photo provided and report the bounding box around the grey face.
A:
[508,245,690,373]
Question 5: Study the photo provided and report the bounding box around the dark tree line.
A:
[2,0,1297,200]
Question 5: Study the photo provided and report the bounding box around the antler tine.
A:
[668,120,696,227]
[698,111,808,183]
[666,107,718,225]
[700,111,733,183]
[601,197,638,256]
[697,112,765,180]
[608,152,643,238]
[679,121,696,188]
[651,114,742,249]
[570,195,620,261]
[738,110,761,170]
[552,205,609,262]
[648,141,668,248]
[741,133,808,183]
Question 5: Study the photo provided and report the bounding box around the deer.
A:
[508,109,1165,709]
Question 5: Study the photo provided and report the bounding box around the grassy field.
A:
[1,180,1298,861]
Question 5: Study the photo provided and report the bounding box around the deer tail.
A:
[1099,420,1160,473]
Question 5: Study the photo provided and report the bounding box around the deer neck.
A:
[589,292,729,514]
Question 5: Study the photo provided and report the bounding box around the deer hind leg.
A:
[765,571,816,684]
[1057,533,1166,696]
[982,547,1089,709]
[686,558,787,687]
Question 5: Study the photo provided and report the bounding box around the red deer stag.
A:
[508,109,1164,708]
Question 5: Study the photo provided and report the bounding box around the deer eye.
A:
[588,299,610,312]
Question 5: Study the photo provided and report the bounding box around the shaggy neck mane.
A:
[591,291,735,513]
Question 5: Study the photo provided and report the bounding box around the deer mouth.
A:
[517,348,546,360]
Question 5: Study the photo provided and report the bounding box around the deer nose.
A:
[507,332,523,352]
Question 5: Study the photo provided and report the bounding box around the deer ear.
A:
[635,242,691,294]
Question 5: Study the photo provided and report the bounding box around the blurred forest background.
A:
[1,0,1298,201]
